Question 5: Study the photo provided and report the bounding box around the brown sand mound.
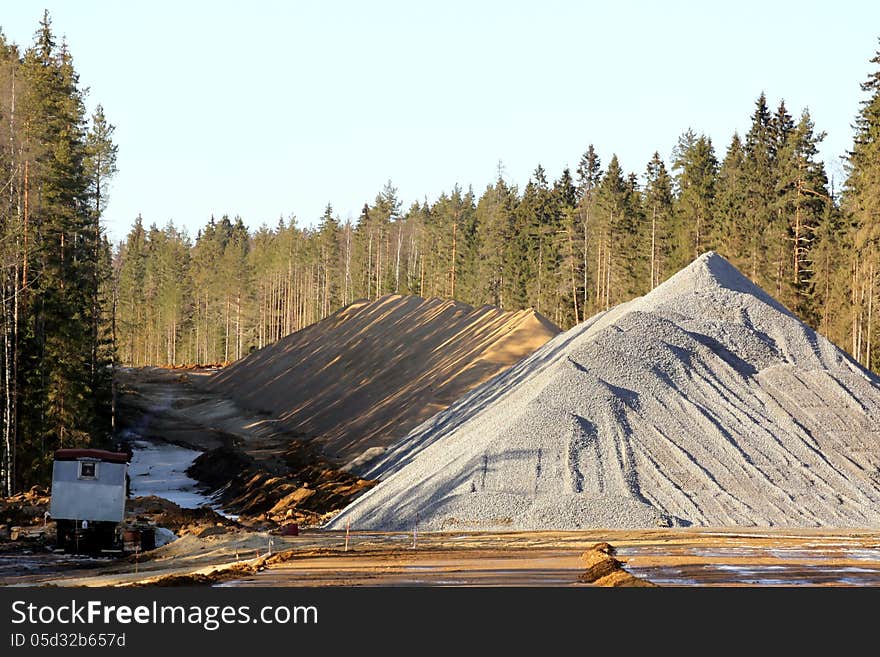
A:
[578,542,656,587]
[205,294,559,466]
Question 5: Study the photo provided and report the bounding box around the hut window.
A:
[78,461,98,480]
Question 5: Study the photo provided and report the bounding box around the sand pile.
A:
[329,252,880,530]
[206,294,559,465]
[578,542,655,587]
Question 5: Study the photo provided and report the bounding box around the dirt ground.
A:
[219,528,880,587]
[116,367,373,527]
[3,527,880,587]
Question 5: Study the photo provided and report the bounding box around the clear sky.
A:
[2,1,878,242]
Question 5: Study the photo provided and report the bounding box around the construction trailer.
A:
[50,448,130,553]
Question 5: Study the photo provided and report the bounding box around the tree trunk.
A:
[224,297,230,363]
[236,292,242,360]
[794,173,802,287]
[22,159,28,289]
[650,203,657,290]
[3,277,13,495]
[568,224,578,324]
[110,272,117,434]
[367,231,373,299]
[450,220,457,299]
[583,209,589,322]
[344,227,351,305]
[395,223,402,293]
[868,261,874,369]
[536,230,543,313]
[595,238,603,313]
[852,258,859,358]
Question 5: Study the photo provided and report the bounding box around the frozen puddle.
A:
[128,439,206,508]
[620,541,880,586]
[128,438,233,518]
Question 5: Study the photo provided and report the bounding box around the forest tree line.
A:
[117,78,870,372]
[0,14,117,493]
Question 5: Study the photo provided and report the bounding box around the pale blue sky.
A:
[3,1,878,242]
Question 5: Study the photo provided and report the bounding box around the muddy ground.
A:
[116,367,373,527]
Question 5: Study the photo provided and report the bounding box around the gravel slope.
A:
[329,252,880,530]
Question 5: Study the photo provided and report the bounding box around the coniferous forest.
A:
[0,15,116,493]
[5,14,880,492]
[114,87,870,373]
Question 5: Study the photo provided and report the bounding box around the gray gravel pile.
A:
[329,252,880,530]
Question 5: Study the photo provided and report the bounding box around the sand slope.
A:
[329,253,880,530]
[206,295,559,464]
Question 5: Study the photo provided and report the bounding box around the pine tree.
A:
[317,203,341,317]
[743,93,777,285]
[811,200,848,340]
[84,104,118,431]
[475,176,516,308]
[593,155,629,310]
[644,152,674,288]
[0,33,22,494]
[765,100,798,302]
[116,216,148,365]
[19,14,105,481]
[773,108,830,311]
[515,166,561,315]
[576,145,602,319]
[101,36,880,408]
[555,167,580,325]
[671,130,718,269]
[844,42,880,367]
[221,217,251,362]
[190,218,225,363]
[714,133,748,265]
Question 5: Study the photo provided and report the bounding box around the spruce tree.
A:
[593,155,629,310]
[576,146,602,319]
[644,152,674,288]
[714,133,748,265]
[15,12,110,482]
[475,176,516,308]
[844,42,880,367]
[555,167,580,325]
[116,216,148,365]
[773,109,830,311]
[671,130,718,269]
[317,203,341,315]
[743,93,777,285]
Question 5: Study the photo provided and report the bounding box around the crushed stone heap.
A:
[329,252,880,530]
[206,294,559,465]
